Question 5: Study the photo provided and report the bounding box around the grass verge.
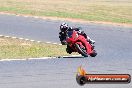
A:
[0,0,132,24]
[0,37,77,59]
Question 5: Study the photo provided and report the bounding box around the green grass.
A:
[0,37,75,59]
[0,0,132,24]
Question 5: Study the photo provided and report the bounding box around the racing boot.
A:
[66,45,73,54]
[87,36,95,44]
[86,37,95,50]
[82,33,95,44]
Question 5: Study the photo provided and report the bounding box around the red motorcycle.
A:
[66,30,97,57]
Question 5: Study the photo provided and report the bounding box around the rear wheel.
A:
[75,43,88,57]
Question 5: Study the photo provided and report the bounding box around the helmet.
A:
[60,22,68,32]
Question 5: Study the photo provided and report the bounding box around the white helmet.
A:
[60,22,68,32]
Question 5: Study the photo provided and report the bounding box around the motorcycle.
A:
[66,30,97,57]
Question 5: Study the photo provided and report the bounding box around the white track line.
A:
[37,41,41,43]
[0,55,81,61]
[0,35,4,37]
[0,57,57,61]
[25,39,30,41]
[53,43,58,44]
[19,38,24,40]
[5,36,10,38]
[46,42,51,43]
[12,37,17,39]
[0,35,61,45]
[30,40,35,42]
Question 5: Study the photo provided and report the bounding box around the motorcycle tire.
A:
[90,50,97,57]
[75,43,88,57]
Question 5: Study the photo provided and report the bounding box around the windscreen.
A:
[67,31,73,38]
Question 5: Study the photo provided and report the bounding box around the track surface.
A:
[0,14,132,88]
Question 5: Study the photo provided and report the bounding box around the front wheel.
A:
[90,50,97,57]
[75,43,88,57]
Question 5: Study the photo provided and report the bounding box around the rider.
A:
[59,22,95,54]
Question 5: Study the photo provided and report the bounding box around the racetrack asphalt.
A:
[0,14,132,88]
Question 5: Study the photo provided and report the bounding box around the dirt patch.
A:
[20,43,32,46]
[0,37,10,45]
